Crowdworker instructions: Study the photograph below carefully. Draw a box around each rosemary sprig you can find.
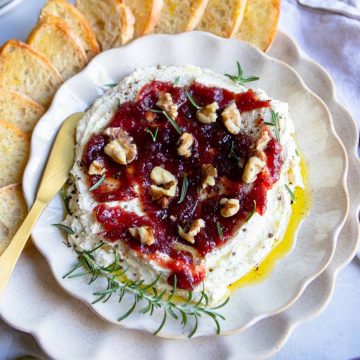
[52,223,74,234]
[178,175,189,204]
[186,92,201,110]
[174,76,180,86]
[151,108,182,135]
[89,174,106,191]
[245,200,257,223]
[64,244,228,337]
[264,110,280,141]
[228,140,240,161]
[225,62,259,86]
[216,222,223,238]
[145,127,159,142]
[284,184,296,203]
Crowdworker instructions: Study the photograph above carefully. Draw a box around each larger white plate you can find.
[0,31,358,358]
[19,32,348,338]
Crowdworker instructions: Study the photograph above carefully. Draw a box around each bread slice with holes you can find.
[41,0,100,59]
[0,183,28,256]
[125,0,163,37]
[0,119,30,188]
[76,0,135,50]
[0,40,63,107]
[235,0,280,51]
[28,14,88,80]
[196,0,247,38]
[0,88,45,133]
[154,0,208,33]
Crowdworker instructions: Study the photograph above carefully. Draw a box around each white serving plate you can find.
[0,31,358,358]
[19,32,349,338]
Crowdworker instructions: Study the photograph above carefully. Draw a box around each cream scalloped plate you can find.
[19,32,348,338]
[0,31,358,358]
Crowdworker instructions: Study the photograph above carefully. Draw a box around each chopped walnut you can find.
[104,128,137,165]
[156,92,178,119]
[100,177,121,192]
[178,219,205,244]
[129,226,155,246]
[256,130,270,152]
[177,132,194,158]
[242,156,266,183]
[220,198,240,217]
[221,103,241,135]
[88,160,105,175]
[150,166,178,208]
[196,102,219,124]
[201,164,218,189]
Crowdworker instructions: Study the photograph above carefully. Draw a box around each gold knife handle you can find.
[0,199,46,298]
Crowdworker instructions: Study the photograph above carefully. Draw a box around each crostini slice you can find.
[196,0,247,38]
[27,14,88,80]
[235,0,280,51]
[154,0,208,33]
[0,183,28,256]
[0,88,45,133]
[41,0,100,59]
[76,0,135,50]
[0,40,63,107]
[0,119,30,188]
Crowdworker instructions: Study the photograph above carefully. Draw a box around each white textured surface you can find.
[0,1,359,359]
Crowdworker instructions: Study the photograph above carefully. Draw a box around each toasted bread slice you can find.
[125,0,163,37]
[0,119,30,188]
[76,0,135,50]
[41,0,100,59]
[0,88,44,133]
[235,0,280,51]
[154,0,208,33]
[0,40,63,107]
[196,0,247,38]
[0,183,28,256]
[28,14,88,80]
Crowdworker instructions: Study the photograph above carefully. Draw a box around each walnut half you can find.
[88,159,106,175]
[220,198,240,217]
[242,156,266,183]
[196,102,219,124]
[177,132,194,158]
[150,166,178,208]
[129,226,155,246]
[201,164,218,190]
[156,92,178,119]
[221,102,241,135]
[178,219,205,244]
[104,127,137,165]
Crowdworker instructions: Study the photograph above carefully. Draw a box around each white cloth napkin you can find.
[279,0,360,132]
[298,0,360,19]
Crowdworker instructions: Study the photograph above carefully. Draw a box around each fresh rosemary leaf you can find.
[174,76,180,86]
[225,61,259,86]
[188,314,199,338]
[151,109,182,134]
[52,223,74,234]
[105,83,118,88]
[177,175,188,204]
[186,92,201,110]
[285,184,296,203]
[245,200,256,223]
[217,222,223,238]
[228,140,240,161]
[61,185,72,214]
[264,111,280,142]
[89,174,106,191]
[295,148,299,156]
[145,127,159,142]
[118,298,137,321]
[154,309,167,335]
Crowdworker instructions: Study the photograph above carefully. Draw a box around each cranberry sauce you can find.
[83,81,281,290]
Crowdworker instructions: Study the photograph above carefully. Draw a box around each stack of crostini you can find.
[0,0,280,255]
